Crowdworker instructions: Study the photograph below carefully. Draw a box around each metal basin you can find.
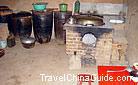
[74,15,105,26]
[21,37,36,49]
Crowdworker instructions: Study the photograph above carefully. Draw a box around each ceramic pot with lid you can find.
[7,11,32,37]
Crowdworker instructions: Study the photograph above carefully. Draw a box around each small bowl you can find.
[32,2,48,11]
[21,37,36,49]
[0,49,5,58]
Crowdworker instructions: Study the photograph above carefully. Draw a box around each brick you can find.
[65,27,114,64]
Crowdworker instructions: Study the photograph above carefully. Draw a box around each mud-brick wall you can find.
[126,0,138,64]
[0,0,125,11]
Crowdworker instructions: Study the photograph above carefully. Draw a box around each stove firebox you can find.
[65,25,113,65]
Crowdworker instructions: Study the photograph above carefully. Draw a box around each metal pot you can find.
[74,15,105,26]
[21,37,36,49]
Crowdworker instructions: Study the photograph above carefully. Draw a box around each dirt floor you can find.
[1,0,138,85]
[0,40,97,85]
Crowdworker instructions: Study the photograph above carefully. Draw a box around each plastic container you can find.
[32,2,48,11]
[59,3,68,12]
[74,0,80,13]
[0,40,7,48]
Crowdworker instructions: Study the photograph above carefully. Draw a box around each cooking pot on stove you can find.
[74,15,105,26]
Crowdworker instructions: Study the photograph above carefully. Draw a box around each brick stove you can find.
[64,24,113,65]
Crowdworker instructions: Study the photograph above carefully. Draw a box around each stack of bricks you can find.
[65,25,113,65]
[66,29,85,55]
[95,33,113,65]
